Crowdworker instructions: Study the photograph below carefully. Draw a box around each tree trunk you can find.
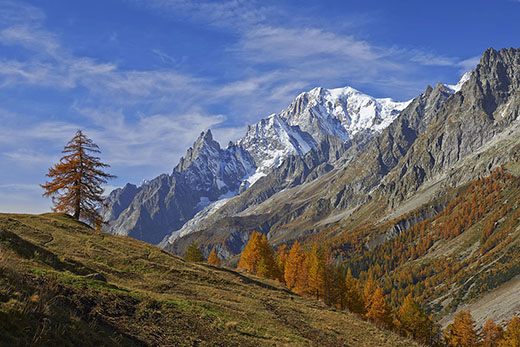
[74,179,81,220]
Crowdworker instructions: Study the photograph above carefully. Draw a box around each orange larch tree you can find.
[284,241,307,295]
[207,247,221,267]
[344,268,365,314]
[396,293,435,343]
[238,232,277,279]
[443,310,478,347]
[41,130,115,226]
[307,245,325,300]
[238,232,263,273]
[362,272,377,311]
[258,235,278,279]
[365,287,393,330]
[500,316,520,347]
[481,318,503,347]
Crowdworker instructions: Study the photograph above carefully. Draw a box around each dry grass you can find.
[0,212,416,346]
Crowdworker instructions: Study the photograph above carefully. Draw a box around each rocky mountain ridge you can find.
[165,48,520,261]
[102,85,409,244]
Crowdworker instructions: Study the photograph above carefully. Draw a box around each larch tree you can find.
[365,287,393,330]
[500,316,520,347]
[238,232,277,279]
[362,272,377,312]
[344,268,365,314]
[207,247,221,267]
[443,310,478,347]
[41,130,115,227]
[275,244,289,283]
[481,318,503,347]
[396,294,435,343]
[284,241,307,295]
[184,241,204,262]
[307,245,325,300]
[256,235,278,279]
[238,232,263,273]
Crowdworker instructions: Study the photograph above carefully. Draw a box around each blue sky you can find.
[0,0,519,213]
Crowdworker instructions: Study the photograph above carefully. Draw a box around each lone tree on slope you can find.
[184,242,205,262]
[41,130,115,227]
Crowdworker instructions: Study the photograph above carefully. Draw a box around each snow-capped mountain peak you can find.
[445,70,473,93]
[103,83,410,245]
[280,86,411,144]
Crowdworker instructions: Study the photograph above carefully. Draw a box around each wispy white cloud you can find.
[0,25,59,54]
[409,51,457,67]
[0,0,236,181]
[0,108,227,168]
[0,0,45,26]
[457,55,481,73]
[0,0,483,216]
[239,26,379,63]
[3,149,60,167]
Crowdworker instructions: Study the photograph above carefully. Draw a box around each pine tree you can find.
[256,257,270,278]
[207,247,221,267]
[184,241,204,262]
[41,130,115,226]
[345,268,365,314]
[500,316,520,347]
[443,310,478,347]
[481,318,503,347]
[396,294,434,343]
[284,241,307,295]
[365,287,393,330]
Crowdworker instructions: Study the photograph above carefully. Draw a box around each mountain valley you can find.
[101,47,520,332]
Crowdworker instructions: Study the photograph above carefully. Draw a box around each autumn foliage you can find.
[284,241,307,294]
[207,248,221,267]
[365,287,393,330]
[41,130,115,226]
[481,318,503,347]
[395,294,435,344]
[444,310,478,346]
[235,168,520,346]
[501,316,520,347]
[238,232,278,279]
[236,232,429,339]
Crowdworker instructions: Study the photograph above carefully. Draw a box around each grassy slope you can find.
[0,213,415,346]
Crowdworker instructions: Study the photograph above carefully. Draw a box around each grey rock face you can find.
[380,47,520,207]
[101,130,256,244]
[163,135,351,248]
[104,84,408,246]
[167,47,520,260]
